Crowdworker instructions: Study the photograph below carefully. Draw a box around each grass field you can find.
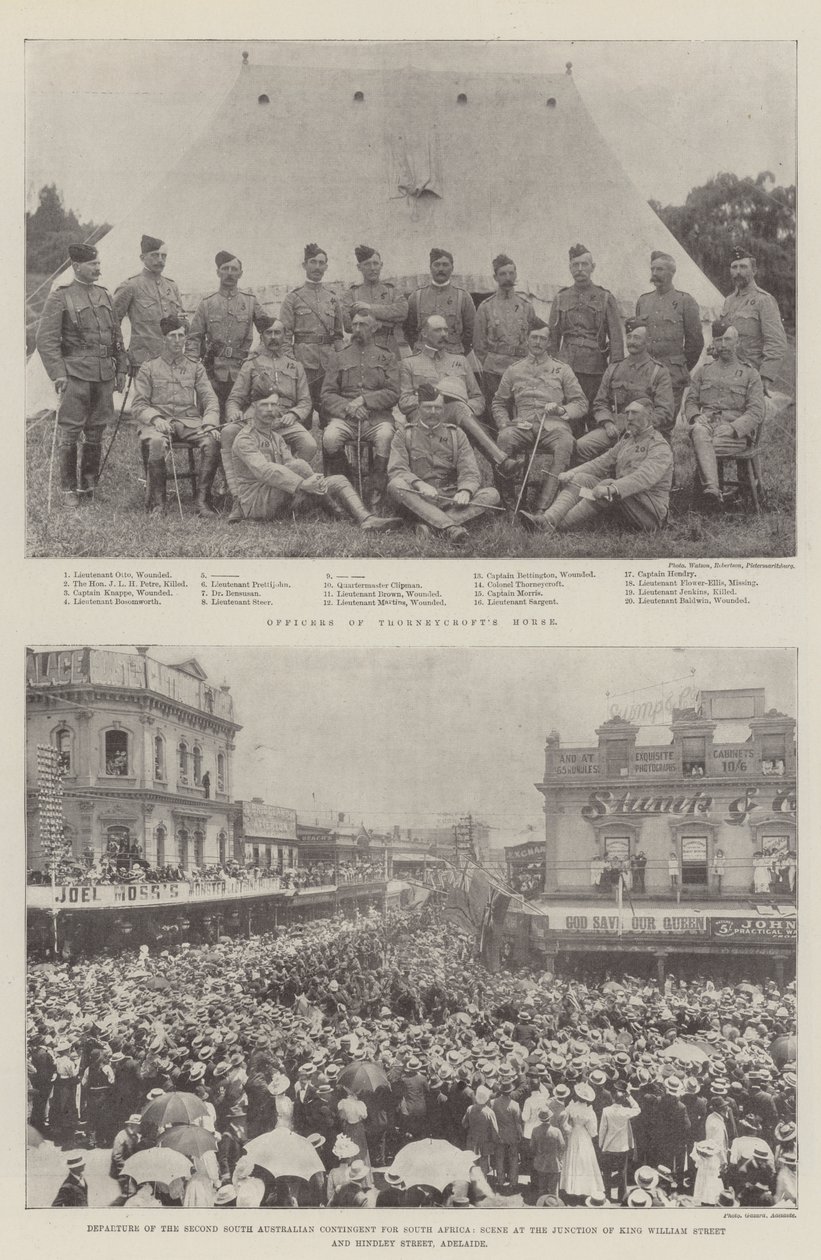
[26,395,795,561]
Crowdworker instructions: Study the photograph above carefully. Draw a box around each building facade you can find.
[497,688,796,983]
[26,648,240,873]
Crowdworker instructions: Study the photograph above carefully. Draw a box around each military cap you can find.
[416,381,441,404]
[160,315,184,335]
[256,313,275,333]
[68,243,98,263]
[624,317,648,333]
[731,246,754,262]
[141,235,164,255]
[530,317,548,331]
[304,242,326,261]
[430,247,453,264]
[650,250,674,263]
[215,250,240,268]
[568,243,591,260]
[355,244,377,262]
[492,253,514,273]
[711,319,731,338]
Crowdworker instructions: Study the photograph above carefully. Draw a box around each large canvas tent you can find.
[26,54,723,416]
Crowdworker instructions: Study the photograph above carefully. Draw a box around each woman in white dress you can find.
[559,1083,604,1201]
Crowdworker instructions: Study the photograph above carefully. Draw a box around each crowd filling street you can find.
[34,237,789,546]
[28,906,796,1209]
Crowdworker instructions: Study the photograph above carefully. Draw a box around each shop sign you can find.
[711,917,796,941]
[557,912,707,935]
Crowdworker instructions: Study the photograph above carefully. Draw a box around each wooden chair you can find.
[140,441,198,499]
[716,415,767,513]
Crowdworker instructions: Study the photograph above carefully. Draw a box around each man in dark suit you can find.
[52,1153,88,1206]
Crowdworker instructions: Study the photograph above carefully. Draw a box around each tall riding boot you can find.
[145,460,167,514]
[458,413,519,477]
[77,440,102,503]
[195,444,221,517]
[328,480,402,532]
[529,469,560,514]
[57,443,79,499]
[323,447,351,479]
[370,455,390,514]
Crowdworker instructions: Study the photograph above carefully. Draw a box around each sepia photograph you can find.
[25,645,797,1209]
[24,40,796,560]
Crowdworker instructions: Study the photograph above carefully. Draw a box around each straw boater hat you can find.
[214,1185,237,1205]
[574,1083,595,1104]
[348,1160,370,1183]
[774,1121,796,1144]
[635,1166,659,1190]
[585,1193,609,1207]
[664,1076,684,1097]
[626,1188,654,1207]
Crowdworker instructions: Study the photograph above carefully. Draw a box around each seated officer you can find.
[320,311,399,509]
[386,382,501,547]
[131,315,221,515]
[520,397,672,534]
[492,323,588,513]
[231,396,401,531]
[684,321,765,511]
[575,318,674,461]
[223,315,317,521]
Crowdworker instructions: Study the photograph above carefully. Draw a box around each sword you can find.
[401,487,507,512]
[46,389,63,516]
[98,368,135,482]
[512,405,550,516]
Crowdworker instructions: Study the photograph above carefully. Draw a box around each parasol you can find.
[338,1060,390,1094]
[141,1091,209,1138]
[157,1123,218,1158]
[121,1147,192,1187]
[244,1129,325,1182]
[386,1139,478,1193]
[658,1041,709,1065]
[769,1034,796,1068]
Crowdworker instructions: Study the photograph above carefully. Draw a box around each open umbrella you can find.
[338,1060,390,1095]
[658,1041,709,1065]
[141,1091,209,1138]
[122,1147,193,1187]
[769,1034,796,1068]
[158,1123,218,1158]
[386,1139,477,1193]
[244,1130,325,1182]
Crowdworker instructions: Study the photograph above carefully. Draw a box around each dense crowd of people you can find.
[30,906,796,1209]
[28,856,386,890]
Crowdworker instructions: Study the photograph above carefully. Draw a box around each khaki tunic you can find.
[684,358,765,440]
[279,283,346,380]
[635,287,704,397]
[720,282,787,383]
[548,284,624,376]
[398,349,484,418]
[132,351,220,441]
[36,279,127,382]
[341,281,409,352]
[225,352,312,426]
[188,289,268,383]
[113,269,183,367]
[404,283,476,355]
[474,290,537,376]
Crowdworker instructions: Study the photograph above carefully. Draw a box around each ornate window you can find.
[178,741,189,784]
[193,745,203,786]
[154,734,165,781]
[217,752,226,794]
[104,730,129,776]
[55,726,73,774]
[155,824,166,867]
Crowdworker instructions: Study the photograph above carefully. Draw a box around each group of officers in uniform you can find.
[35,233,788,546]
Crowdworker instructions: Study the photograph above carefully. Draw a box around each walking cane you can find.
[512,405,550,517]
[168,439,185,522]
[98,368,135,482]
[46,389,63,516]
[355,421,364,501]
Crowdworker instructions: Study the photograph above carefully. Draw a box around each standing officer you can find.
[493,323,588,514]
[113,234,183,372]
[548,243,624,423]
[404,248,476,355]
[320,312,400,511]
[386,382,501,547]
[222,315,316,521]
[132,315,221,516]
[576,318,674,460]
[684,321,765,510]
[188,250,269,421]
[474,254,538,414]
[341,245,409,355]
[636,251,704,418]
[280,243,346,420]
[36,242,127,503]
[721,246,787,395]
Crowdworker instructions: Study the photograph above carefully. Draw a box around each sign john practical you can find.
[711,917,796,941]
